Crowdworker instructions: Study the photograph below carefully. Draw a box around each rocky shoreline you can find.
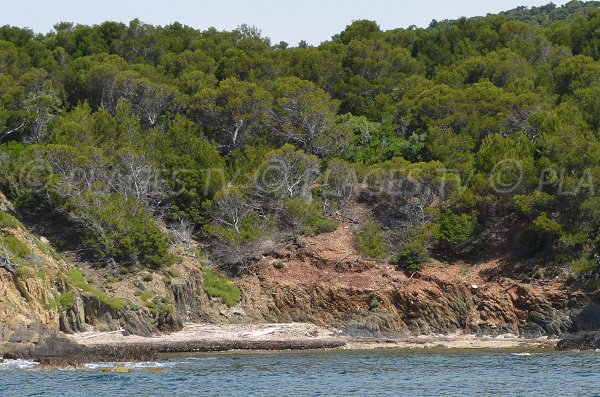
[556,332,600,351]
[4,323,586,367]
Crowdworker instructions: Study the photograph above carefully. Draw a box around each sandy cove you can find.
[66,322,558,361]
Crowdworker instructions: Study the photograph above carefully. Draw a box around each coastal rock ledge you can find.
[557,332,600,351]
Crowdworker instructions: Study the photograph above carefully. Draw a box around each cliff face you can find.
[0,191,597,358]
[236,228,587,339]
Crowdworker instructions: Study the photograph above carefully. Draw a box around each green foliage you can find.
[514,191,555,215]
[67,268,126,311]
[1,7,600,284]
[282,199,338,236]
[57,290,76,310]
[0,211,21,229]
[145,296,174,316]
[368,291,380,310]
[516,213,563,256]
[435,212,478,247]
[356,218,387,259]
[0,234,31,258]
[571,257,598,276]
[68,192,176,269]
[138,290,154,301]
[201,267,241,306]
[14,265,36,278]
[586,278,600,292]
[141,273,153,282]
[394,241,430,272]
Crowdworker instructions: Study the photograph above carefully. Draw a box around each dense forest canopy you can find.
[0,1,599,288]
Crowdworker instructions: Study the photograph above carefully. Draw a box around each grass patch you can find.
[0,234,31,258]
[57,290,76,310]
[67,268,126,311]
[138,290,154,301]
[35,237,65,261]
[202,267,241,306]
[14,265,39,279]
[0,211,21,229]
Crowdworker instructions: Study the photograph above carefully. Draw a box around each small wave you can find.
[84,361,175,370]
[0,358,39,370]
[510,353,533,356]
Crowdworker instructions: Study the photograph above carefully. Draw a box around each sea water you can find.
[1,349,599,396]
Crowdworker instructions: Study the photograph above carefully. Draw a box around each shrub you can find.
[69,192,176,269]
[14,265,36,278]
[369,299,380,310]
[141,273,153,282]
[513,191,554,215]
[435,212,478,247]
[532,213,562,236]
[356,218,387,259]
[282,199,338,236]
[516,228,546,254]
[164,267,182,278]
[57,290,76,310]
[368,291,380,310]
[394,241,429,272]
[571,257,598,276]
[202,267,241,306]
[516,213,563,255]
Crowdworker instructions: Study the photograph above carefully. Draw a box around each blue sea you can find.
[1,349,599,396]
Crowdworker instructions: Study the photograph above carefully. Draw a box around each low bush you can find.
[57,290,76,310]
[202,267,241,306]
[356,218,387,259]
[138,290,154,301]
[394,241,429,272]
[282,199,338,236]
[69,192,176,269]
[435,212,478,248]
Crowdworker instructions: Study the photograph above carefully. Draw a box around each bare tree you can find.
[210,189,253,233]
[253,145,320,204]
[108,151,166,213]
[322,159,358,216]
[172,217,194,255]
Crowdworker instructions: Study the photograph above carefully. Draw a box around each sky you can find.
[1,0,569,45]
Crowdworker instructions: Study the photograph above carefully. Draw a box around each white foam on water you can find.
[84,361,176,370]
[182,356,217,361]
[0,358,39,369]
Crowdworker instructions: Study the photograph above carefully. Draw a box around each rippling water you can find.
[1,350,599,396]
